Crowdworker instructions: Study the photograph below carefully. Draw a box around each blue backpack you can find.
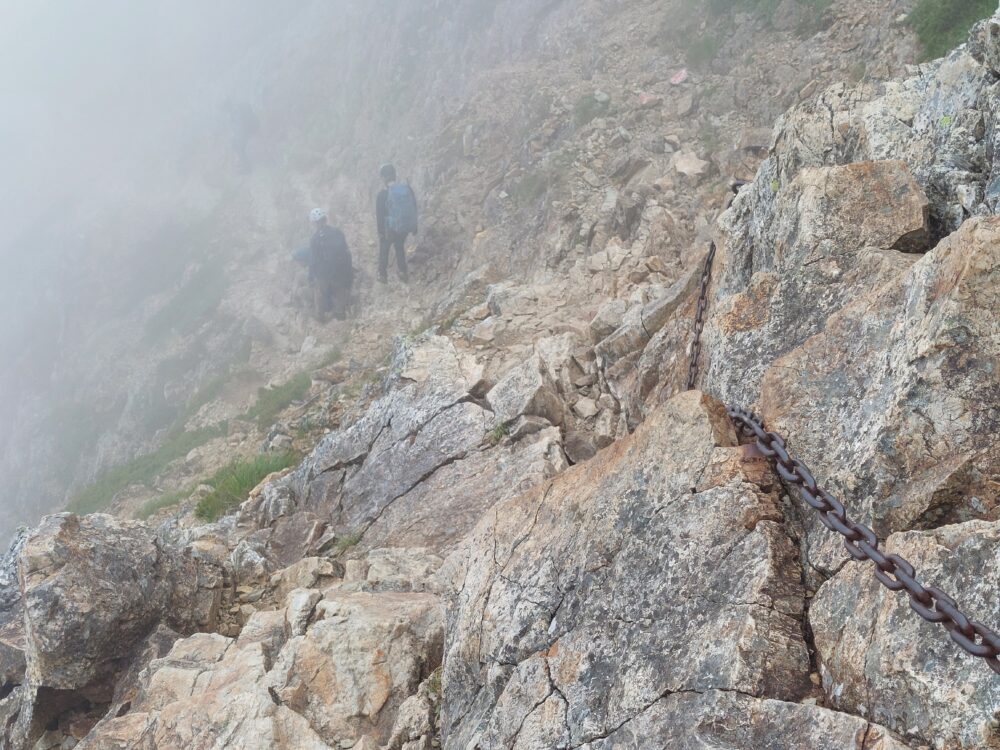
[386,183,418,235]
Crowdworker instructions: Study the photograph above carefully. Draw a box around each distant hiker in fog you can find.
[375,163,418,284]
[307,208,353,322]
[224,99,259,173]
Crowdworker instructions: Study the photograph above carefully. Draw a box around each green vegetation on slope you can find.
[69,423,228,515]
[194,452,298,521]
[69,368,313,515]
[909,0,995,60]
[243,372,313,429]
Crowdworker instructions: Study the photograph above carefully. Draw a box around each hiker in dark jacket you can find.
[375,163,418,284]
[308,208,353,321]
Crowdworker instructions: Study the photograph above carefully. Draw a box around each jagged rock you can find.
[486,354,565,426]
[671,150,710,178]
[0,514,224,749]
[79,586,442,750]
[572,397,598,419]
[359,427,567,552]
[752,217,1000,574]
[19,514,219,690]
[563,430,597,464]
[811,521,1000,750]
[81,624,181,741]
[384,677,439,750]
[231,537,273,583]
[268,556,342,602]
[77,632,334,750]
[969,13,1000,75]
[285,588,321,636]
[507,415,552,441]
[706,159,932,415]
[535,333,586,395]
[0,530,28,689]
[356,548,444,593]
[595,267,699,371]
[583,690,913,749]
[594,409,616,448]
[270,590,444,746]
[442,392,815,747]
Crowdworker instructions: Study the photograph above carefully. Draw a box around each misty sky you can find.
[0,0,300,253]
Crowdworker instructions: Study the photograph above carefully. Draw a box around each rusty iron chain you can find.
[684,181,1000,675]
[685,240,715,391]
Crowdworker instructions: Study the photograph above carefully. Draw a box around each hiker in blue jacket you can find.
[375,163,418,284]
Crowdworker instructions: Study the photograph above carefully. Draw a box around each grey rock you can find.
[486,354,565,426]
[589,299,628,342]
[583,690,913,749]
[812,521,1000,750]
[443,392,811,747]
[19,514,218,691]
[285,588,321,636]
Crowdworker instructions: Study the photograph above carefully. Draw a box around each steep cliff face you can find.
[6,2,1000,750]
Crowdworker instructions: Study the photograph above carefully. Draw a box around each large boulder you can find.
[439,391,909,747]
[77,631,333,750]
[269,589,443,745]
[486,353,565,426]
[19,513,220,690]
[755,217,1000,573]
[0,513,224,749]
[704,159,931,413]
[239,334,568,568]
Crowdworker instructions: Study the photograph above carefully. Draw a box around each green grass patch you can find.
[194,452,298,522]
[909,0,995,61]
[145,261,227,342]
[334,529,364,555]
[573,94,610,127]
[69,423,227,515]
[243,372,313,430]
[136,488,191,521]
[487,421,511,447]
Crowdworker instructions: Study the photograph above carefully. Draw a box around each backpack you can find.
[312,227,352,286]
[386,183,418,235]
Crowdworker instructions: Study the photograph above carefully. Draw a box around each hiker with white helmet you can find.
[375,163,418,284]
[306,208,353,322]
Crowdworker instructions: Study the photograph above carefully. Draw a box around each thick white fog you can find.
[0,0,309,537]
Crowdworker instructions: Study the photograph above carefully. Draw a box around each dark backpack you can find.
[311,227,352,286]
[386,183,418,235]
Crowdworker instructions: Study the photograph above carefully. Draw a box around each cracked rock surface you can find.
[5,4,1000,750]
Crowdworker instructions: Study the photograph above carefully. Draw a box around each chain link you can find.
[683,188,1000,674]
[685,241,716,391]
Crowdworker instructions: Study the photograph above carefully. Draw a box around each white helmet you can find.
[309,208,327,223]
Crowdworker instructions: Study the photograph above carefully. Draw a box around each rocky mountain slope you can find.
[0,0,918,539]
[3,1,1000,749]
